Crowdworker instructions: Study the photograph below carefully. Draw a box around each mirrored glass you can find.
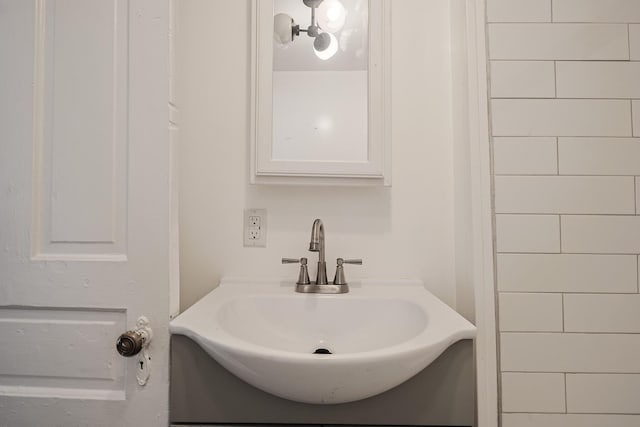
[272,0,369,162]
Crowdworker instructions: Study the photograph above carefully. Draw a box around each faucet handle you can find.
[333,258,362,286]
[281,257,311,285]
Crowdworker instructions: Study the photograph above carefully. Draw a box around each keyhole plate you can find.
[136,348,151,386]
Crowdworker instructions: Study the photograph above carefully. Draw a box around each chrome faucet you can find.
[282,218,361,294]
[309,218,328,285]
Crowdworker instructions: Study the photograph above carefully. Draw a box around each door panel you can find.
[0,0,170,425]
[35,0,128,257]
[0,307,127,400]
[42,0,128,251]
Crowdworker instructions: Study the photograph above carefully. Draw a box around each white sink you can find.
[169,278,476,404]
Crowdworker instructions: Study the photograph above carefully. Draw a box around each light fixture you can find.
[273,0,345,60]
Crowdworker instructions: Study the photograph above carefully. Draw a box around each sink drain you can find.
[312,348,332,354]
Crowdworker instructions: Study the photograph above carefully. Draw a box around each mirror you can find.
[272,0,368,163]
[250,0,390,185]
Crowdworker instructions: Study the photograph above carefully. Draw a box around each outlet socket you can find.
[244,208,267,247]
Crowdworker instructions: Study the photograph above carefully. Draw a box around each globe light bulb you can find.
[273,13,296,47]
[317,0,346,33]
[313,32,331,51]
[314,32,339,60]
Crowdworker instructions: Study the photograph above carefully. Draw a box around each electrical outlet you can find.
[249,216,260,227]
[244,208,267,247]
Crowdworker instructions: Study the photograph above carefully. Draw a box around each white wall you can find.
[176,0,462,312]
[487,0,640,425]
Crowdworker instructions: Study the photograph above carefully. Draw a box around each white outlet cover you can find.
[244,208,267,247]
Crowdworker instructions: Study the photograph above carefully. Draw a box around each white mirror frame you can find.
[250,0,391,186]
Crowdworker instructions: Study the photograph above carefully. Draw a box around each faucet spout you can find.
[309,219,328,285]
[309,219,325,262]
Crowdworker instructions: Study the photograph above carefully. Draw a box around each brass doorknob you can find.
[115,317,154,386]
[116,330,145,357]
[116,316,152,358]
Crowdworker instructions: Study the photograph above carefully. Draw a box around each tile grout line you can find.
[504,411,640,416]
[629,23,632,61]
[495,213,639,218]
[556,136,560,176]
[635,176,638,215]
[632,100,635,136]
[494,212,639,215]
[495,174,640,177]
[564,372,568,414]
[490,59,640,62]
[558,214,563,253]
[561,292,565,332]
[503,370,640,375]
[498,250,640,255]
[499,295,639,300]
[493,134,637,138]
[500,291,640,295]
[553,60,558,99]
[492,97,637,100]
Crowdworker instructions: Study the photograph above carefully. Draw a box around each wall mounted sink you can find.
[169,278,476,404]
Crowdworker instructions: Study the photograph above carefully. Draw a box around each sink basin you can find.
[169,278,476,404]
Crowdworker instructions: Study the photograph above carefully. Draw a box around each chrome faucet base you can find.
[315,261,328,286]
[286,219,358,294]
[295,283,349,294]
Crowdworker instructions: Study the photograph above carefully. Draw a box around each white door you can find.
[0,0,171,426]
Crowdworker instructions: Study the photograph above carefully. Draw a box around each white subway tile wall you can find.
[491,99,632,137]
[566,374,640,414]
[494,176,635,214]
[490,62,556,98]
[561,215,640,253]
[488,24,629,60]
[486,0,551,23]
[564,294,640,333]
[497,254,637,293]
[500,333,640,372]
[493,137,558,175]
[498,293,563,331]
[553,0,640,23]
[497,254,638,293]
[487,0,640,423]
[501,373,566,413]
[556,62,640,99]
[495,215,560,253]
[502,413,640,427]
[558,138,640,175]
